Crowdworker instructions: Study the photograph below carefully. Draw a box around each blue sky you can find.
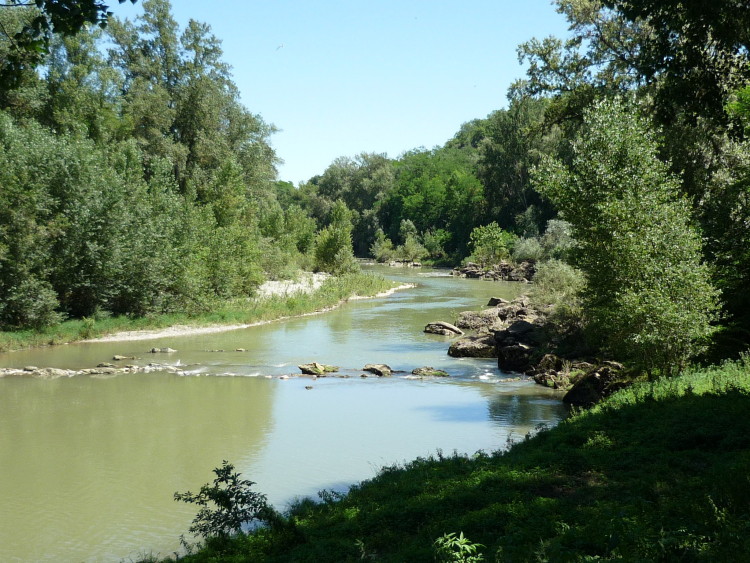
[115,1,570,184]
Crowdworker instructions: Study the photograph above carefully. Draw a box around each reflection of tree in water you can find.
[486,391,568,433]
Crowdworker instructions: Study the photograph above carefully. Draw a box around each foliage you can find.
[532,259,587,350]
[0,272,396,352]
[396,233,427,264]
[511,237,544,262]
[313,201,359,275]
[540,218,575,260]
[532,259,586,310]
[174,461,269,541]
[433,532,485,562]
[0,0,137,85]
[421,228,450,261]
[533,98,720,376]
[369,229,395,262]
[468,222,515,267]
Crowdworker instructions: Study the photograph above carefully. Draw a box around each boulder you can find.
[298,362,339,376]
[497,343,534,373]
[563,365,628,407]
[455,308,501,330]
[411,366,450,377]
[494,320,544,347]
[487,297,510,307]
[362,363,393,377]
[448,333,497,358]
[150,347,177,353]
[424,321,464,336]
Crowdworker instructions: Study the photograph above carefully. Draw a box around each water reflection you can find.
[0,373,275,562]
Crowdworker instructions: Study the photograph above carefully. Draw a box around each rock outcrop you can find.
[562,362,628,407]
[448,333,497,358]
[452,261,537,282]
[455,308,503,331]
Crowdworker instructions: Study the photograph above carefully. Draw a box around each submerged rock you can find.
[411,366,450,377]
[150,347,177,353]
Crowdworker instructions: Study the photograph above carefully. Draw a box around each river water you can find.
[0,266,566,562]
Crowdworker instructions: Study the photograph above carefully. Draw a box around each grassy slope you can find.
[178,358,750,562]
[0,273,396,353]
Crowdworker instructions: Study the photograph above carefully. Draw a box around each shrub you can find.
[512,237,544,262]
[370,229,395,262]
[174,461,270,541]
[468,222,516,266]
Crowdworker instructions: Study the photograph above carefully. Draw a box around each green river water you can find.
[0,266,566,562]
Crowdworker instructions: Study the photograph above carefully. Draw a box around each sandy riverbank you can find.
[83,277,415,343]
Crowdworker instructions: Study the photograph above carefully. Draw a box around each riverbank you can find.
[0,272,406,352]
[166,356,750,562]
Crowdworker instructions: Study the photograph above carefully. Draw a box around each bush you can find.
[174,461,270,541]
[0,277,63,330]
[512,237,544,262]
[370,229,395,262]
[468,222,516,266]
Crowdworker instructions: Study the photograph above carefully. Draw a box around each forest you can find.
[3,0,748,376]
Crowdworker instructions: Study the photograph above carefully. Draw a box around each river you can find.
[0,265,566,562]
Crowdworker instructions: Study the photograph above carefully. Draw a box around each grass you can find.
[169,356,750,562]
[0,272,397,353]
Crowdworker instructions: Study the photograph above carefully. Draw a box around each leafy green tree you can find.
[477,97,561,233]
[397,234,427,264]
[0,0,137,85]
[468,223,515,267]
[533,98,719,376]
[369,228,395,262]
[314,200,359,275]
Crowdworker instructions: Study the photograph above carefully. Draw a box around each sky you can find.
[113,1,571,185]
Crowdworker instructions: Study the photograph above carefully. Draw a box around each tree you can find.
[369,228,395,262]
[533,98,719,376]
[0,0,137,84]
[468,222,515,267]
[313,200,358,275]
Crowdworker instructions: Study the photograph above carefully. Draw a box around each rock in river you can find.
[362,364,393,377]
[411,366,450,377]
[298,362,339,376]
[424,321,464,336]
[448,333,497,358]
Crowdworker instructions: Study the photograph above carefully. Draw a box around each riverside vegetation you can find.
[147,356,750,562]
[2,0,750,561]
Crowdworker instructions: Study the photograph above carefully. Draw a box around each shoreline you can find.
[81,283,416,343]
